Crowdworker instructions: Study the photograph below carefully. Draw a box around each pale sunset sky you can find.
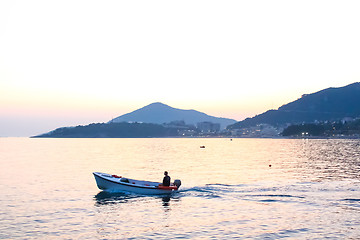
[1,0,360,136]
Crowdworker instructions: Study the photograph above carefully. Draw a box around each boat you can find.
[93,172,181,195]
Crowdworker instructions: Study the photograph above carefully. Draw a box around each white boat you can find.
[93,172,181,195]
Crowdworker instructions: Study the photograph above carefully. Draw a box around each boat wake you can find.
[176,182,318,203]
[94,181,360,209]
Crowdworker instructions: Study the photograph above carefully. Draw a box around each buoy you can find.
[269,164,272,167]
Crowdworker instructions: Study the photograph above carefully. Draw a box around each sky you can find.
[1,0,360,137]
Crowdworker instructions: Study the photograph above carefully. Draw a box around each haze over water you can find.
[0,138,359,239]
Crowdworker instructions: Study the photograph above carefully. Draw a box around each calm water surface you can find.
[0,138,359,239]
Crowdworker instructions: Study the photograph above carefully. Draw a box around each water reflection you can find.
[298,139,360,181]
[162,196,171,207]
[93,192,179,239]
[94,191,177,209]
[94,191,141,205]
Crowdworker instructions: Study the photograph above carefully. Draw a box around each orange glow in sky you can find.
[1,0,360,136]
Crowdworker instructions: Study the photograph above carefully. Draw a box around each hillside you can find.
[111,102,236,130]
[228,82,360,129]
[281,119,360,137]
[33,122,180,138]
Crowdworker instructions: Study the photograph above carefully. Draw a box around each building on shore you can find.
[197,121,220,133]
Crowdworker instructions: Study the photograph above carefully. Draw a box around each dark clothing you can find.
[163,175,171,187]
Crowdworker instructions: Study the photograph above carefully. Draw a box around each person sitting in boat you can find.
[162,171,171,187]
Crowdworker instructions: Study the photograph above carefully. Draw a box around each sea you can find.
[0,138,359,239]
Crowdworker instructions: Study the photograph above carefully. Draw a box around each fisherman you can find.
[162,171,171,187]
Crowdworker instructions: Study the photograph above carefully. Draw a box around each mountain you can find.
[110,102,237,130]
[228,82,360,129]
[32,102,237,138]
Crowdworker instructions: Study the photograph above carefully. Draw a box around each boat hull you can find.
[93,172,178,195]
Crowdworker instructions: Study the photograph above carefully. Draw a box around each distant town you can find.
[168,118,360,138]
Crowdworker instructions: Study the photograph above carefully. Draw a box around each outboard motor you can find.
[174,179,181,189]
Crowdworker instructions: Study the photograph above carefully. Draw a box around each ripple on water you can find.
[1,138,360,239]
